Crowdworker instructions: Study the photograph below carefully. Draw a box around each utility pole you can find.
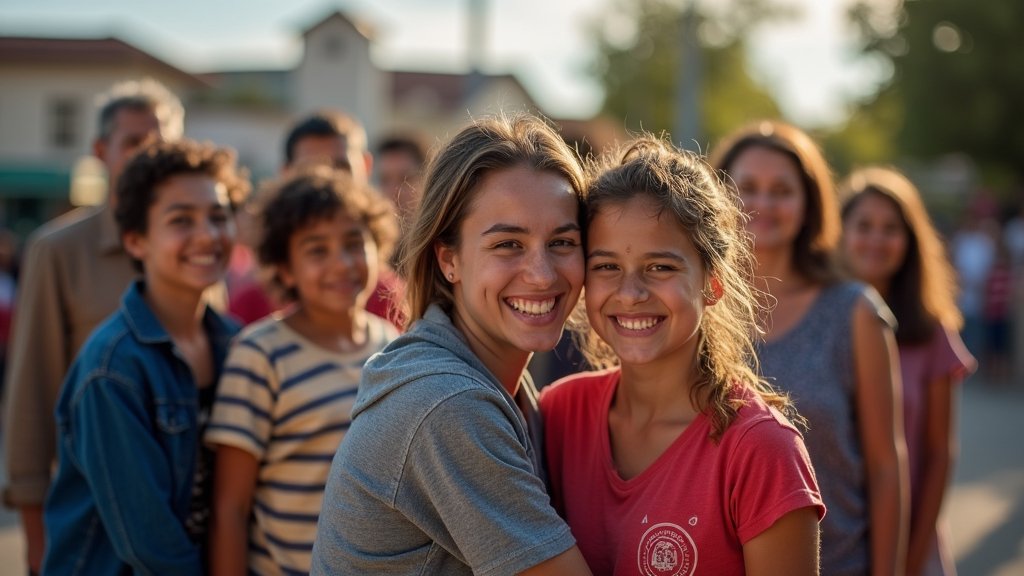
[674,1,702,152]
[466,0,487,107]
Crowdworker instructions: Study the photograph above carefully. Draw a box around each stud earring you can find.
[447,272,454,282]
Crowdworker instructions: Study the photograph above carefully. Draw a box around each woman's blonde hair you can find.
[578,135,795,439]
[394,114,585,329]
[840,166,963,342]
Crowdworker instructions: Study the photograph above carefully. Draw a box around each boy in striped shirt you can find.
[205,167,399,575]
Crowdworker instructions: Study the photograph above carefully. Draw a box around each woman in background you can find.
[840,166,975,576]
[711,120,908,575]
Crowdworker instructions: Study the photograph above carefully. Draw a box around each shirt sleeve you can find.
[929,327,977,384]
[66,374,202,573]
[2,235,68,505]
[205,338,278,459]
[729,416,826,544]
[397,387,575,576]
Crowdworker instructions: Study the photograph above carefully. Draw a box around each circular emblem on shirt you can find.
[637,522,697,576]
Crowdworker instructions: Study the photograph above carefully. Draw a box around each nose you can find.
[333,248,358,270]
[522,248,557,287]
[196,216,229,244]
[741,189,768,214]
[618,271,649,304]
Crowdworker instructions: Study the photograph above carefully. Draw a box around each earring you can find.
[447,272,454,282]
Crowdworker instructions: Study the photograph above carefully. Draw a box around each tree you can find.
[589,0,788,149]
[847,0,1024,185]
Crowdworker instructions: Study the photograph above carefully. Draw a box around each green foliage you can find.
[589,0,784,148]
[845,0,1024,183]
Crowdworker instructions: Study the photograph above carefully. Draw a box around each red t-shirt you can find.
[540,369,825,576]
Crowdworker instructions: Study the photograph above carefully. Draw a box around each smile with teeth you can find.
[615,316,660,331]
[507,297,556,316]
[186,254,219,266]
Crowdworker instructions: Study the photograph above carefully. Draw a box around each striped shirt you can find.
[206,314,397,575]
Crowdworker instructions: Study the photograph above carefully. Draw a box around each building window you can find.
[50,98,79,149]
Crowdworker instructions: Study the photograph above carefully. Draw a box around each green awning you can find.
[0,164,71,199]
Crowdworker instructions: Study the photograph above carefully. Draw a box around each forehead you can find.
[294,210,365,236]
[590,197,692,245]
[848,192,903,221]
[293,135,350,158]
[731,145,802,180]
[379,150,419,169]
[152,173,227,208]
[463,166,577,229]
[108,107,161,139]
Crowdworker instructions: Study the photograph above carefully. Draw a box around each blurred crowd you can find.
[0,76,1019,576]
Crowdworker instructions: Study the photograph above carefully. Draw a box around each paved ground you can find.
[0,379,1021,574]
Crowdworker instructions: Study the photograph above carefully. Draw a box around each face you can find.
[94,107,163,199]
[124,174,235,299]
[586,196,709,368]
[841,192,909,290]
[376,150,422,221]
[290,135,368,184]
[728,146,806,254]
[436,165,583,360]
[279,211,378,318]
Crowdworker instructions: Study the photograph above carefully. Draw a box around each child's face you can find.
[124,174,235,299]
[289,135,368,185]
[280,211,378,317]
[585,195,709,369]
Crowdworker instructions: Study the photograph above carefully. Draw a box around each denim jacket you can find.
[43,281,238,575]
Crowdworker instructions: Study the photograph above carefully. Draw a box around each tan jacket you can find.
[2,204,224,506]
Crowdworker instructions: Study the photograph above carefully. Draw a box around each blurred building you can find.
[0,9,619,234]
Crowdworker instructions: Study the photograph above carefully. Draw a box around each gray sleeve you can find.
[397,387,575,576]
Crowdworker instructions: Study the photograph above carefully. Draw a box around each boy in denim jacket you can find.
[42,139,250,574]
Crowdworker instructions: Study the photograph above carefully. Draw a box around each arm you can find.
[402,389,590,575]
[851,297,909,576]
[519,547,591,576]
[69,376,202,573]
[2,236,68,572]
[210,445,260,576]
[743,507,820,576]
[905,374,958,576]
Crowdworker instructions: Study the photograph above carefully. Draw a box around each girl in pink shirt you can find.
[840,167,975,576]
[541,137,825,576]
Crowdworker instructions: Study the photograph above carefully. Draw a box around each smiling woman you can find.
[310,114,593,576]
[541,135,824,575]
[711,120,908,576]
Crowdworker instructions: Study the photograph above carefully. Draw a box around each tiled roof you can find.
[0,36,208,87]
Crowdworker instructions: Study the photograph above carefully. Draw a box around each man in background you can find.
[1,78,184,574]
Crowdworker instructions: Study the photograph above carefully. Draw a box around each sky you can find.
[0,0,892,128]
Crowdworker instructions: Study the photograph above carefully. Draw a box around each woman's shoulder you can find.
[728,385,803,437]
[822,280,897,330]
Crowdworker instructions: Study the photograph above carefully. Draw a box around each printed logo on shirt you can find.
[637,522,697,576]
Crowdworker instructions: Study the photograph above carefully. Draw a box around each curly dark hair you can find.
[115,139,250,240]
[255,165,398,301]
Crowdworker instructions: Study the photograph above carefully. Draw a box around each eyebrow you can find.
[296,227,365,243]
[587,248,687,263]
[481,222,580,236]
[163,202,221,213]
